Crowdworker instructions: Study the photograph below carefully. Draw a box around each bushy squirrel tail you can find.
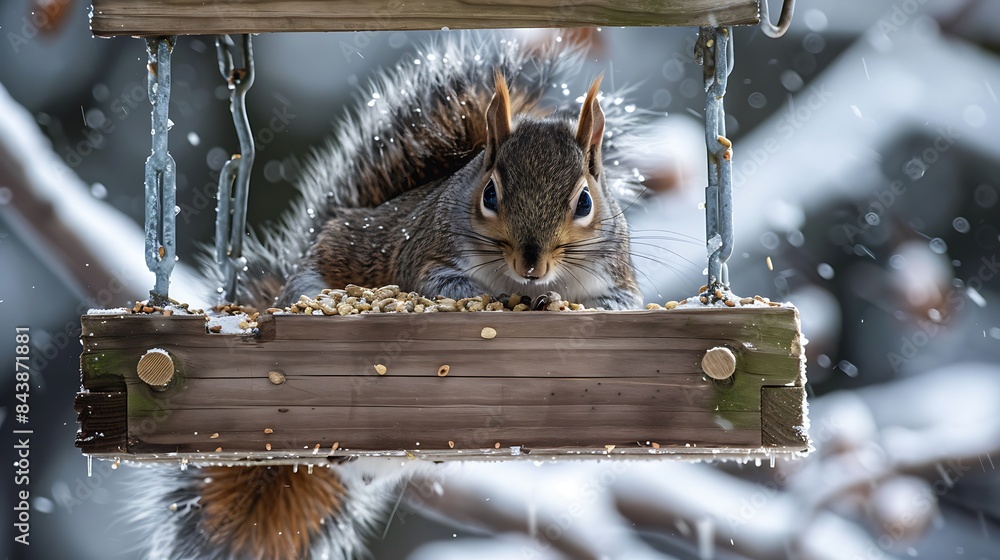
[132,462,403,559]
[204,32,641,310]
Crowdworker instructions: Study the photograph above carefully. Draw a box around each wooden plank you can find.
[88,343,792,378]
[81,313,207,338]
[128,402,724,426]
[125,376,714,409]
[74,391,127,453]
[90,0,760,36]
[262,309,795,346]
[136,426,762,453]
[75,307,808,461]
[84,446,787,464]
[84,308,793,342]
[94,349,778,386]
[761,386,807,447]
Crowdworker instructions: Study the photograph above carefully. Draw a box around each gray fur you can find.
[202,32,642,309]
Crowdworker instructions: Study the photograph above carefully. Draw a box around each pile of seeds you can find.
[271,285,591,316]
[213,302,259,316]
[130,299,204,316]
[107,285,787,325]
[644,286,786,310]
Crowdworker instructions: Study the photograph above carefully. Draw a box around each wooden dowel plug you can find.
[137,349,175,389]
[702,346,736,380]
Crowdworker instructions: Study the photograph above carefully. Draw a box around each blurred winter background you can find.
[1,0,999,558]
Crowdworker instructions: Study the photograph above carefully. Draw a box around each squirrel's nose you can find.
[516,244,548,280]
[517,263,547,281]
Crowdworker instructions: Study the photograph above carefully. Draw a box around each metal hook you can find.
[213,34,256,304]
[144,36,178,305]
[759,0,796,38]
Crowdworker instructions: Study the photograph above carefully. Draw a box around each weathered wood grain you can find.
[74,391,127,453]
[761,386,807,447]
[130,406,763,452]
[90,0,760,36]
[75,307,808,462]
[125,376,712,409]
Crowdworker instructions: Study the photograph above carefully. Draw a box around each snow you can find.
[205,313,255,334]
[86,307,128,315]
[632,23,1000,301]
[0,81,207,307]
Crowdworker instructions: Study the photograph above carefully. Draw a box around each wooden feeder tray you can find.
[75,306,808,464]
[88,0,761,36]
[77,0,803,465]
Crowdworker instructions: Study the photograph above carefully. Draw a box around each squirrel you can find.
[139,33,645,560]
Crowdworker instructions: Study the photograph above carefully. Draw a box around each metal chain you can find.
[144,36,178,305]
[214,34,256,304]
[696,27,734,290]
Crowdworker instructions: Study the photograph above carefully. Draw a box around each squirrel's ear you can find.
[484,70,512,169]
[575,74,605,178]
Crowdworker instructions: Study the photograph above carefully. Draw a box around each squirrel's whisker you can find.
[595,187,648,225]
[461,257,506,276]
[618,242,702,270]
[555,260,589,295]
[628,228,703,242]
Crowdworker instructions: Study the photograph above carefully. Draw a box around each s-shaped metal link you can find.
[760,0,797,39]
[144,36,178,305]
[214,34,256,304]
[696,27,734,290]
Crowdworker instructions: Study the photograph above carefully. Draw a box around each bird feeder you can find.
[75,0,807,465]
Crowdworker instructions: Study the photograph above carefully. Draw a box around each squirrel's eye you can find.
[574,187,593,219]
[482,179,499,213]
